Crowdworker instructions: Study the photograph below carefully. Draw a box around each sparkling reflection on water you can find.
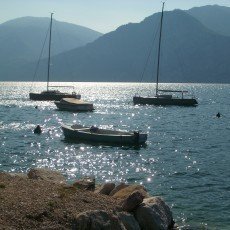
[0,82,230,229]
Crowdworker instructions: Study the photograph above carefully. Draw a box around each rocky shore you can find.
[0,168,175,229]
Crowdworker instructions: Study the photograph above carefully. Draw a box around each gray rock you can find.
[117,212,141,230]
[72,210,126,230]
[109,183,129,196]
[27,168,66,184]
[144,197,174,228]
[73,176,95,191]
[122,191,144,212]
[95,183,116,195]
[134,197,174,230]
[112,184,149,200]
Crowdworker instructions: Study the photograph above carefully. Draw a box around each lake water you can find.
[0,82,229,229]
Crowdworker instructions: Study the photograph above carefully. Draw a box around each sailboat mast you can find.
[156,2,165,96]
[47,13,53,91]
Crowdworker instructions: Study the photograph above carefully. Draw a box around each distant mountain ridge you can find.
[0,16,102,56]
[26,7,230,83]
[1,5,230,83]
[188,5,230,36]
[0,16,102,79]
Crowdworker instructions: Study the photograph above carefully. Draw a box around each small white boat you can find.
[61,124,147,145]
[54,98,94,111]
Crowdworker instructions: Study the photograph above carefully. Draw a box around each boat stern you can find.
[133,131,147,144]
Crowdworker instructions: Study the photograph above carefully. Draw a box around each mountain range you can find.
[0,16,102,79]
[188,5,230,36]
[1,5,230,83]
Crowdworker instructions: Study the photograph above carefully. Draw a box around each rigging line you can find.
[47,13,53,91]
[156,2,165,95]
[175,46,189,83]
[176,49,195,95]
[55,21,75,85]
[30,26,50,92]
[170,16,194,94]
[174,46,196,97]
[139,21,161,83]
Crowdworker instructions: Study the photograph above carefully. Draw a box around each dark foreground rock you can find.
[73,176,95,191]
[134,197,174,230]
[95,182,115,195]
[121,191,144,212]
[73,210,126,230]
[109,182,129,196]
[112,184,149,199]
[117,212,141,230]
[0,168,174,229]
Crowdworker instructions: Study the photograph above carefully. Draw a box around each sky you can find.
[1,0,230,33]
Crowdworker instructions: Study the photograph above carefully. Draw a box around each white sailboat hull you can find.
[54,98,94,111]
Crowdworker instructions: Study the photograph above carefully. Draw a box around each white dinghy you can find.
[54,98,94,112]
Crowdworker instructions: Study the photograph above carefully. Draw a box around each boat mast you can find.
[156,2,165,96]
[47,13,53,91]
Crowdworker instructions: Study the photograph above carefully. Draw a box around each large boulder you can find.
[109,183,129,196]
[72,210,126,230]
[117,212,141,230]
[73,176,95,191]
[95,183,116,195]
[134,197,174,230]
[121,191,144,212]
[112,184,149,200]
[27,168,66,184]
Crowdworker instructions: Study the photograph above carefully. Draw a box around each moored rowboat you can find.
[61,124,147,145]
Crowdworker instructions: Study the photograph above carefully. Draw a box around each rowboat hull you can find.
[61,124,147,145]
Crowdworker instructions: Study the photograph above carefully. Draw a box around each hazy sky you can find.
[1,0,230,33]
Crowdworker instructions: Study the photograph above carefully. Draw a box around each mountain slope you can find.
[0,16,102,59]
[0,16,102,79]
[188,5,230,36]
[2,6,230,83]
[29,9,230,83]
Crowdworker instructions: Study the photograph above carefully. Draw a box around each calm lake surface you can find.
[0,82,229,229]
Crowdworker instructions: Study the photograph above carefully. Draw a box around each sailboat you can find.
[133,3,198,106]
[29,13,81,101]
